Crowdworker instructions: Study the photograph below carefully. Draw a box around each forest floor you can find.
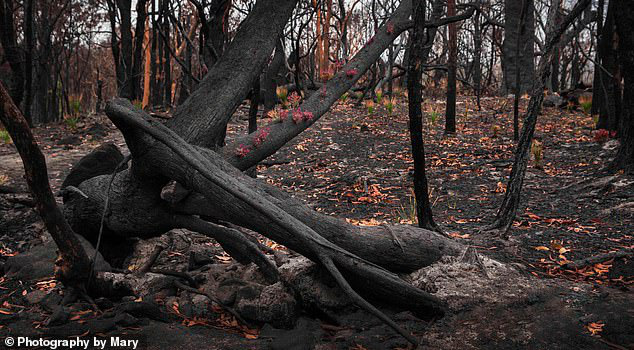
[0,94,633,349]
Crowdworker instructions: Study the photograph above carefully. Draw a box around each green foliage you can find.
[64,116,80,131]
[132,99,143,110]
[428,110,440,125]
[69,99,81,116]
[366,100,375,115]
[340,92,349,103]
[384,98,395,115]
[396,195,417,225]
[581,101,592,114]
[375,91,383,104]
[0,130,11,144]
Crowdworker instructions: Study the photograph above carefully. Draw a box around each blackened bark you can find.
[595,1,621,132]
[611,0,634,172]
[0,0,25,107]
[590,0,604,117]
[502,0,535,94]
[490,0,591,234]
[169,0,300,148]
[132,0,148,101]
[161,0,171,107]
[23,0,34,125]
[0,82,92,286]
[117,0,134,99]
[473,2,482,110]
[261,38,286,112]
[445,0,457,134]
[408,0,441,233]
[512,0,531,141]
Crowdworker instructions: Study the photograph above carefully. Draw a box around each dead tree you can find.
[60,0,478,344]
[611,0,634,173]
[487,0,592,234]
[445,0,457,134]
[408,0,441,233]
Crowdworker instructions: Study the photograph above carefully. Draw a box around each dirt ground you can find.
[0,95,632,349]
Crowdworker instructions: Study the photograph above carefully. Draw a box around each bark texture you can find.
[502,0,535,94]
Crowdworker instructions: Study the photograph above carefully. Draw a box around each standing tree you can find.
[487,0,592,234]
[445,0,457,134]
[502,0,535,95]
[408,0,441,232]
[611,0,634,172]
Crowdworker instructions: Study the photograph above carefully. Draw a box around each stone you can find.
[3,234,111,281]
[46,306,69,326]
[235,282,298,329]
[24,290,47,304]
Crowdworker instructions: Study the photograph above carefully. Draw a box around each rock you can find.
[179,293,211,319]
[61,142,124,189]
[188,246,216,270]
[93,272,175,299]
[85,123,109,138]
[279,257,351,310]
[24,290,47,304]
[39,292,63,312]
[3,234,110,281]
[543,94,565,108]
[57,135,82,146]
[235,282,298,329]
[46,306,69,326]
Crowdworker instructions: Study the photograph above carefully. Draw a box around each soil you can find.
[0,96,632,349]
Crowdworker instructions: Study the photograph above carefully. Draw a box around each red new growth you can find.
[292,108,304,123]
[303,111,314,121]
[593,129,617,143]
[254,127,271,147]
[346,69,358,78]
[236,144,251,157]
[279,110,288,122]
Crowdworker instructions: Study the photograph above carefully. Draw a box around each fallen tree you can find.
[58,0,479,345]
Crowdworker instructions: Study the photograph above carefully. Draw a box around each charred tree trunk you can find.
[261,38,286,112]
[502,0,535,94]
[512,0,531,142]
[132,0,148,101]
[0,0,25,108]
[23,0,34,125]
[445,0,457,134]
[488,0,591,234]
[590,0,605,117]
[408,0,441,233]
[595,0,621,132]
[0,82,92,287]
[611,0,634,172]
